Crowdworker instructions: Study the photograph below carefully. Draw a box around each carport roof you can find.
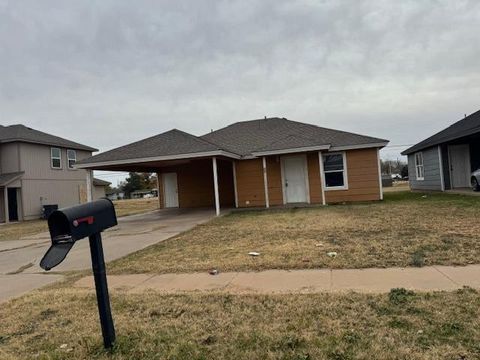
[402,110,480,155]
[77,117,388,168]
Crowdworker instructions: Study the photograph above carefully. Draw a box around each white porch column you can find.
[4,187,9,223]
[318,152,326,206]
[86,170,93,202]
[262,157,269,208]
[156,172,162,209]
[232,161,238,208]
[212,157,220,216]
[377,148,384,200]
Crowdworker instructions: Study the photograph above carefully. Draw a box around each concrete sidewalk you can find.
[75,265,480,294]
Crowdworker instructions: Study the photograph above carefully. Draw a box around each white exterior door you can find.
[163,173,179,208]
[449,145,471,188]
[282,155,308,203]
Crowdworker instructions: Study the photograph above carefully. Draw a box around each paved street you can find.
[0,208,217,302]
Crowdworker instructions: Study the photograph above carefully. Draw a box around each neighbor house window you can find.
[415,152,424,180]
[323,152,348,189]
[67,149,77,169]
[51,147,62,169]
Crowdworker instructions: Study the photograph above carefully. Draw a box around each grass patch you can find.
[0,287,479,359]
[109,192,480,274]
[112,198,158,217]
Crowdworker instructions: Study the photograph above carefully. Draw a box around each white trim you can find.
[318,151,326,205]
[329,142,389,151]
[67,149,77,170]
[212,157,220,216]
[252,145,330,157]
[75,150,241,169]
[86,170,93,202]
[156,172,161,208]
[377,148,383,200]
[232,161,238,208]
[438,146,445,191]
[51,147,62,169]
[262,157,270,208]
[280,154,310,204]
[4,186,8,223]
[414,152,424,181]
[322,152,349,191]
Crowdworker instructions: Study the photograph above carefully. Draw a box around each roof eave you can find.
[0,139,98,152]
[251,145,331,157]
[75,150,241,169]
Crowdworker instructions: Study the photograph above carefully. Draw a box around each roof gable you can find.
[402,110,480,155]
[0,124,97,152]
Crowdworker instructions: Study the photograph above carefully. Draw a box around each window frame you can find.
[415,152,424,181]
[50,147,62,169]
[322,151,349,191]
[67,149,77,170]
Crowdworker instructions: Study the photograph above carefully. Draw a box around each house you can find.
[0,124,98,223]
[106,190,125,201]
[402,111,480,191]
[92,178,111,200]
[77,117,389,215]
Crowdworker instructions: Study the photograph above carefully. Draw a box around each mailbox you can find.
[41,199,117,270]
[40,198,117,349]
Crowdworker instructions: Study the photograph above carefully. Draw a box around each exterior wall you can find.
[159,159,234,208]
[307,152,323,204]
[93,185,106,200]
[324,148,381,203]
[407,146,443,191]
[11,142,91,220]
[265,157,283,206]
[0,189,4,222]
[0,143,21,173]
[235,158,266,207]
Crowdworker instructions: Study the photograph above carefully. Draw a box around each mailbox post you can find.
[40,199,118,349]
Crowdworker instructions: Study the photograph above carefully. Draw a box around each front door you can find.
[449,145,471,188]
[7,188,19,221]
[282,155,308,203]
[163,173,179,208]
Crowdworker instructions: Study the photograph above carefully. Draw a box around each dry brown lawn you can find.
[1,287,479,360]
[0,220,47,241]
[0,198,158,242]
[110,192,480,274]
[112,198,159,217]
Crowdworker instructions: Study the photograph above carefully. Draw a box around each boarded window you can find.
[415,152,424,180]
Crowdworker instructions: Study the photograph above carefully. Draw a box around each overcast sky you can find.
[1,0,480,185]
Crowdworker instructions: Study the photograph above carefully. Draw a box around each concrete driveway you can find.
[0,208,217,302]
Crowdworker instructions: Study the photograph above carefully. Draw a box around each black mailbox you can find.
[40,198,118,349]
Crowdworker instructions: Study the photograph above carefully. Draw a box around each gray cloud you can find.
[1,0,480,170]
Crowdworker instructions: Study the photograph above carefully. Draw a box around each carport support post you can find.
[212,157,220,216]
[89,232,116,349]
[4,187,9,223]
[318,152,326,206]
[86,170,93,202]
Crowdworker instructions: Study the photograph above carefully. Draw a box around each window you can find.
[67,149,77,169]
[323,153,348,189]
[51,148,61,169]
[415,152,424,180]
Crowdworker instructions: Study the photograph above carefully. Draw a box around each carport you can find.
[76,130,239,216]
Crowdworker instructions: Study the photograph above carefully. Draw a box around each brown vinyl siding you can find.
[307,152,323,204]
[266,157,283,206]
[158,159,235,208]
[235,158,266,207]
[325,148,381,203]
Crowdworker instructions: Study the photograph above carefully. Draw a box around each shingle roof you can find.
[77,129,221,165]
[402,110,480,155]
[201,117,388,156]
[0,124,97,152]
[0,171,24,186]
[93,178,111,186]
[77,117,388,166]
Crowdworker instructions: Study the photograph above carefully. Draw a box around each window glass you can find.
[415,152,424,180]
[323,153,346,189]
[51,148,61,169]
[67,149,76,169]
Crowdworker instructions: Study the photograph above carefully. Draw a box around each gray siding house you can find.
[402,110,480,191]
[0,125,104,223]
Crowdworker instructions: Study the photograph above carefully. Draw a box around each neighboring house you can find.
[402,111,480,191]
[106,190,125,201]
[77,117,389,215]
[0,124,97,223]
[92,178,111,200]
